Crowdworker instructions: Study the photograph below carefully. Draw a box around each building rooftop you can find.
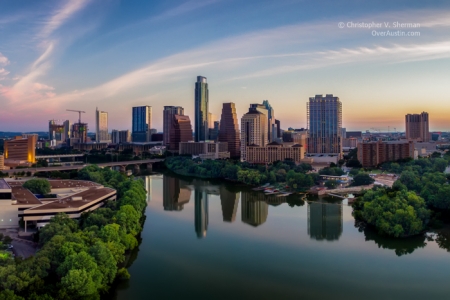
[0,179,11,190]
[11,186,42,205]
[26,187,116,211]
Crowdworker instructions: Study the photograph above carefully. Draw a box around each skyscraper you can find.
[307,94,342,156]
[240,105,268,161]
[95,107,109,142]
[405,112,429,142]
[194,76,209,142]
[218,102,241,158]
[132,106,152,142]
[163,106,184,146]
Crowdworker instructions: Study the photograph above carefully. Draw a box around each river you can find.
[110,173,450,300]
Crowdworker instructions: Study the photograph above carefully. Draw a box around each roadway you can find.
[2,159,164,175]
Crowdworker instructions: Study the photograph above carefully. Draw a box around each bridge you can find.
[36,154,85,159]
[3,159,164,175]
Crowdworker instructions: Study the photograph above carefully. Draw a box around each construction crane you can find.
[66,109,86,124]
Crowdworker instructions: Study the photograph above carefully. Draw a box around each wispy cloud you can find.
[152,0,221,21]
[38,0,91,39]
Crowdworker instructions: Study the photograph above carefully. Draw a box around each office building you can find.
[275,119,281,139]
[246,142,305,164]
[195,76,209,142]
[405,112,429,142]
[218,102,241,158]
[209,121,219,141]
[282,129,307,145]
[262,100,276,142]
[0,179,116,230]
[308,201,343,241]
[357,140,414,168]
[179,141,230,160]
[240,105,268,161]
[4,135,37,163]
[96,108,109,142]
[163,106,184,146]
[169,115,193,151]
[195,189,208,238]
[132,106,152,142]
[307,94,343,158]
[111,130,131,144]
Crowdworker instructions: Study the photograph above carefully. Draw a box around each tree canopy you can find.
[23,179,51,195]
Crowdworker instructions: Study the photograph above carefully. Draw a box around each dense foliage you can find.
[166,156,317,191]
[318,167,345,176]
[0,165,148,299]
[352,173,375,186]
[22,179,51,195]
[354,187,431,237]
[383,155,450,210]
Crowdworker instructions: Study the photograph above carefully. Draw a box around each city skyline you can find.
[1,1,450,132]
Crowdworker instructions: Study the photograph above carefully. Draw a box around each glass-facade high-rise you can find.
[194,76,209,142]
[307,94,342,155]
[132,106,152,142]
[96,107,109,142]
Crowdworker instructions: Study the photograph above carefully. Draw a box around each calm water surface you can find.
[111,173,450,300]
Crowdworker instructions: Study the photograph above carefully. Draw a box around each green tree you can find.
[23,179,51,195]
[352,173,375,186]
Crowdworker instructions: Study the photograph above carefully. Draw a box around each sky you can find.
[0,0,450,132]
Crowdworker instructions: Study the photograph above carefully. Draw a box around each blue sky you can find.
[1,0,450,132]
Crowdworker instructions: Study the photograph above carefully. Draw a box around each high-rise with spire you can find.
[194,76,209,142]
[218,102,241,158]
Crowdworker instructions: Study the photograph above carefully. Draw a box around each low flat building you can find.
[246,142,305,164]
[73,142,109,151]
[0,179,116,230]
[118,142,163,155]
[357,140,414,168]
[179,141,230,160]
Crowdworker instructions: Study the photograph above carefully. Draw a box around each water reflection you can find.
[195,190,209,238]
[163,176,191,211]
[356,221,427,256]
[241,192,268,227]
[220,186,239,222]
[144,176,152,202]
[307,201,343,241]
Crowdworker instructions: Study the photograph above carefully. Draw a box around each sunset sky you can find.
[1,0,450,132]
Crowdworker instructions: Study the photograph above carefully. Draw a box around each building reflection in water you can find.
[144,176,152,202]
[241,191,268,227]
[219,186,239,222]
[163,176,191,211]
[307,201,343,241]
[195,189,209,238]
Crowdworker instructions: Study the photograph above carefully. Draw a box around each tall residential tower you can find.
[95,107,109,142]
[194,76,209,142]
[240,104,268,161]
[405,112,429,142]
[307,94,342,158]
